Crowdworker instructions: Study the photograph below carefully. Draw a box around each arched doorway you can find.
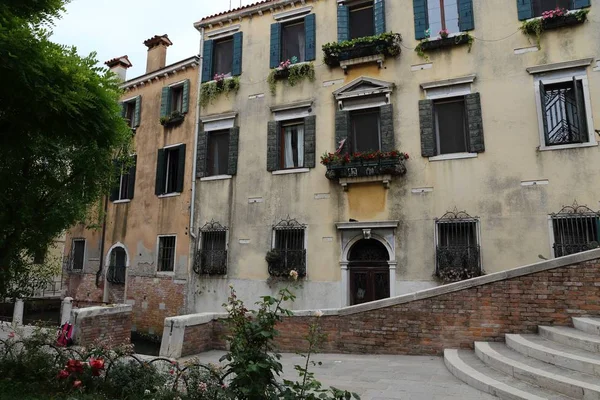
[348,239,390,305]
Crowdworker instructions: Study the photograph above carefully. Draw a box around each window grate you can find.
[158,236,176,272]
[194,221,228,275]
[541,79,587,146]
[551,202,600,257]
[269,217,307,277]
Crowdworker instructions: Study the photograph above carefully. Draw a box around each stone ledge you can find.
[72,304,132,319]
[164,312,227,328]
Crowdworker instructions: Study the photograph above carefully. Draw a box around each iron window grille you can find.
[66,239,86,272]
[435,209,482,282]
[540,77,588,146]
[194,221,228,275]
[551,202,600,258]
[107,247,126,284]
[158,236,176,272]
[268,217,307,277]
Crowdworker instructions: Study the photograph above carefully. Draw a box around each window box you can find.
[200,77,240,108]
[160,111,185,127]
[267,62,315,95]
[322,32,402,68]
[520,9,589,48]
[541,11,587,29]
[324,156,407,181]
[415,34,473,59]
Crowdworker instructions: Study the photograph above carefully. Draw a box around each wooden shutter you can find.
[465,93,485,153]
[380,104,395,152]
[202,40,214,82]
[458,0,475,31]
[182,79,190,114]
[539,80,549,145]
[119,102,126,118]
[176,144,186,193]
[374,0,386,35]
[304,116,316,168]
[337,4,350,42]
[227,127,240,175]
[160,87,171,118]
[573,77,585,143]
[419,99,437,157]
[109,160,120,201]
[232,32,243,76]
[134,96,141,127]
[516,0,533,20]
[335,110,350,154]
[270,23,282,69]
[413,0,429,40]
[267,121,280,171]
[304,14,316,62]
[572,0,591,9]
[196,126,207,179]
[127,155,137,200]
[155,149,166,196]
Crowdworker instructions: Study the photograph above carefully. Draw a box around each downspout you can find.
[95,195,109,289]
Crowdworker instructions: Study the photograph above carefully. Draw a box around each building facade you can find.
[63,35,200,334]
[191,0,600,313]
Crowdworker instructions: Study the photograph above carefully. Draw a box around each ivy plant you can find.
[200,76,240,108]
[267,62,315,95]
[414,33,474,61]
[520,9,589,49]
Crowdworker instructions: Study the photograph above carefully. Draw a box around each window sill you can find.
[428,153,478,162]
[156,271,175,276]
[157,192,181,198]
[112,199,131,204]
[272,168,310,175]
[200,175,233,181]
[538,142,598,151]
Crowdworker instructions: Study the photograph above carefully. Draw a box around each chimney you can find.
[104,56,133,81]
[143,34,173,74]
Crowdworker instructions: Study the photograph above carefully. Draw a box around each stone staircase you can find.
[445,317,600,400]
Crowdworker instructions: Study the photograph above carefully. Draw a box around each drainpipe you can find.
[95,195,109,289]
[190,27,204,241]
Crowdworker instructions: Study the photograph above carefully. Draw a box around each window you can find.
[170,85,184,114]
[207,130,230,176]
[551,203,600,257]
[540,79,588,146]
[280,121,305,169]
[34,249,46,264]
[155,145,185,196]
[268,218,307,277]
[281,20,306,63]
[201,32,243,83]
[428,0,460,35]
[124,102,136,128]
[349,3,375,39]
[435,210,481,282]
[350,109,381,153]
[195,221,228,275]
[157,236,176,272]
[160,80,190,118]
[107,247,126,284]
[120,96,141,128]
[71,239,85,271]
[434,97,468,155]
[533,0,571,16]
[111,156,136,202]
[110,247,126,267]
[212,38,234,77]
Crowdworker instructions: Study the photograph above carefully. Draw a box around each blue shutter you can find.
[374,0,386,35]
[458,0,475,31]
[232,32,243,76]
[160,86,171,118]
[182,79,190,114]
[516,0,533,20]
[305,14,316,61]
[270,23,281,69]
[413,0,429,40]
[201,40,214,82]
[337,5,350,42]
[572,0,591,8]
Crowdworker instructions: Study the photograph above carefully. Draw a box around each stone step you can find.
[573,317,600,336]
[475,341,600,399]
[444,349,573,400]
[539,326,600,354]
[506,334,600,376]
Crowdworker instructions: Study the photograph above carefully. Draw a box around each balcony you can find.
[323,151,408,190]
[193,249,228,275]
[106,265,126,284]
[266,249,306,278]
[323,33,402,73]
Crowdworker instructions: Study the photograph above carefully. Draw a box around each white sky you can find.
[51,0,254,79]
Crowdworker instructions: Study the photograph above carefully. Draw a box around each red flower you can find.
[169,369,175,375]
[73,380,82,388]
[57,369,69,379]
[66,359,84,374]
[89,357,105,371]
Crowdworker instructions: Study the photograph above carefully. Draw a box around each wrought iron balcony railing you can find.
[106,265,126,285]
[436,245,481,283]
[325,158,407,181]
[267,249,307,278]
[193,250,228,275]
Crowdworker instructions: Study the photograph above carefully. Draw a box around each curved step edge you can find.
[573,317,600,336]
[539,326,600,354]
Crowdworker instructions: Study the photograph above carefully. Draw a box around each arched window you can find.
[348,239,389,305]
[107,246,127,284]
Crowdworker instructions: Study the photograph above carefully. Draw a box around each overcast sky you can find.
[51,0,254,78]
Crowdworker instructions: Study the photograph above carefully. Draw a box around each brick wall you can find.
[65,273,103,303]
[169,253,600,358]
[72,305,132,347]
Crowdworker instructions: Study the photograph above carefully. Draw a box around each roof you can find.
[143,34,173,49]
[104,55,132,69]
[198,0,274,23]
[121,56,199,90]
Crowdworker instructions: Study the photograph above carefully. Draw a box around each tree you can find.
[0,0,132,298]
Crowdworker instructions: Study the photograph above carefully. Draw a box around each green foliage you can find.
[268,63,315,95]
[520,10,589,49]
[520,19,543,48]
[0,0,132,299]
[322,32,402,66]
[414,33,473,61]
[200,77,240,108]
[159,110,185,126]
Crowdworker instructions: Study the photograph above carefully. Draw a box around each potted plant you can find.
[159,110,184,127]
[439,29,449,39]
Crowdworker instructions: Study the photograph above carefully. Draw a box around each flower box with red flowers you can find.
[321,150,409,180]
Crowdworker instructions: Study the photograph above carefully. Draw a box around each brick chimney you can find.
[104,56,132,81]
[143,34,173,74]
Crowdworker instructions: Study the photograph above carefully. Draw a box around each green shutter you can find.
[232,32,243,76]
[465,93,485,153]
[110,159,120,202]
[228,127,240,175]
[304,116,316,168]
[127,155,137,200]
[572,77,585,143]
[119,102,126,118]
[458,0,474,31]
[202,40,214,82]
[182,79,190,114]
[196,125,207,178]
[134,96,141,127]
[374,0,386,35]
[160,86,171,118]
[419,100,436,157]
[155,149,166,196]
[413,0,429,40]
[176,144,186,193]
[517,0,533,20]
[305,14,316,61]
[572,0,591,9]
[267,120,280,171]
[337,5,350,42]
[335,110,350,153]
[380,104,395,152]
[539,80,549,146]
[270,23,282,69]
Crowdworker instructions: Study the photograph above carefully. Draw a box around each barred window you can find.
[194,221,228,275]
[551,203,600,257]
[107,247,126,284]
[268,217,306,277]
[72,239,85,271]
[435,210,481,282]
[540,78,588,146]
[158,236,176,272]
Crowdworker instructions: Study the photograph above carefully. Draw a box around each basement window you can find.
[157,236,176,272]
[550,203,600,257]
